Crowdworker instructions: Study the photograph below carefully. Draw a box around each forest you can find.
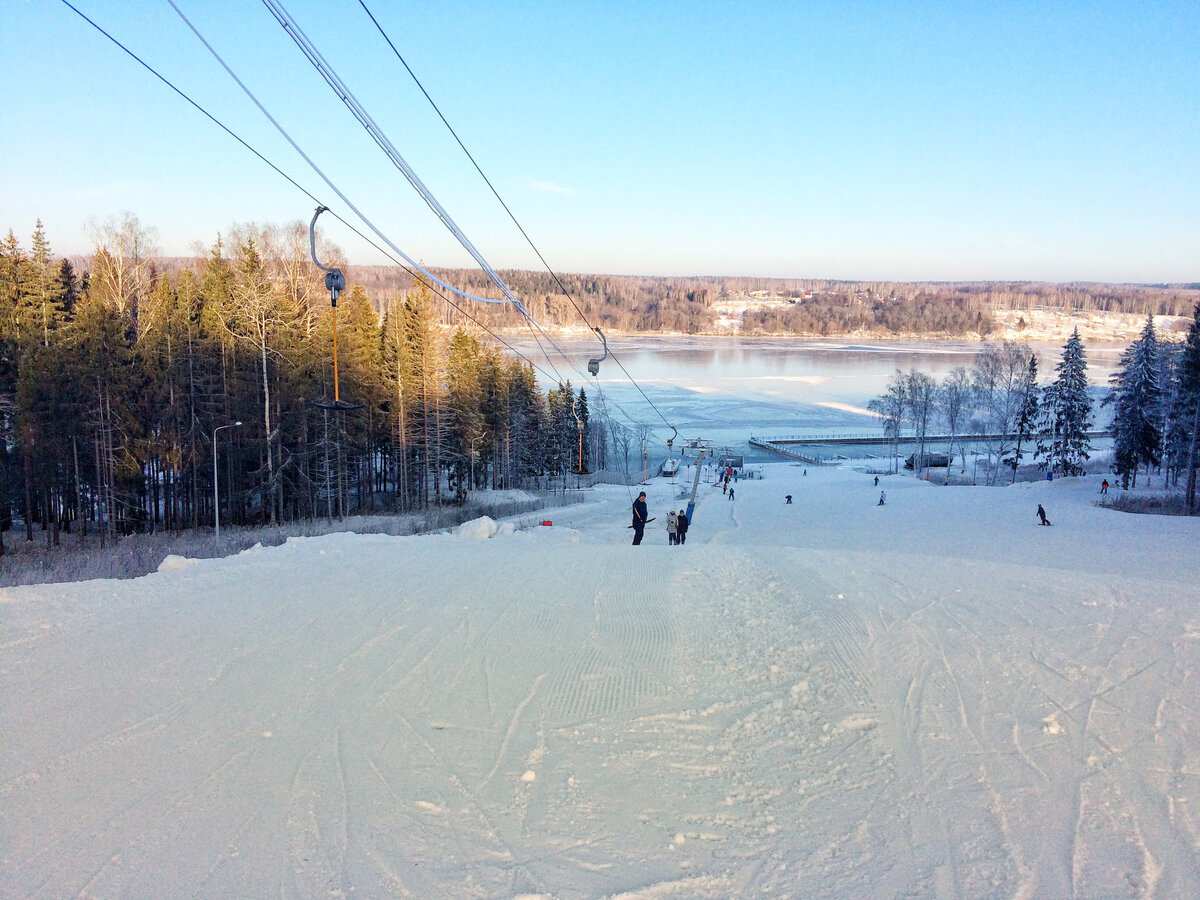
[0,219,618,554]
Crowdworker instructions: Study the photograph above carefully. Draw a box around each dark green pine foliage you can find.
[1173,301,1200,510]
[576,388,591,473]
[1038,328,1093,477]
[1105,316,1162,488]
[1005,355,1039,481]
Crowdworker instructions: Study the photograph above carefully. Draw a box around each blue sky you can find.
[3,0,1197,282]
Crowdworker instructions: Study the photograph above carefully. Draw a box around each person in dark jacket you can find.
[1036,504,1051,526]
[676,509,689,544]
[632,492,648,544]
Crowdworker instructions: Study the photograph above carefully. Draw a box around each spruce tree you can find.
[1174,301,1200,510]
[1105,315,1162,488]
[1005,355,1039,482]
[1038,328,1093,477]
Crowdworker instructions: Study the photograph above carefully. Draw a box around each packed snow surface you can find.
[2,465,1198,898]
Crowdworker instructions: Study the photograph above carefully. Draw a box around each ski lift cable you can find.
[259,0,529,318]
[355,0,600,338]
[356,0,679,434]
[56,0,561,387]
[163,0,527,321]
[71,0,673,457]
[169,0,584,394]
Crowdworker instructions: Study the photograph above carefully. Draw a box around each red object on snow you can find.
[541,520,553,526]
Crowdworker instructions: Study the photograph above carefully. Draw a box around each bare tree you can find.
[940,366,972,480]
[971,341,1035,485]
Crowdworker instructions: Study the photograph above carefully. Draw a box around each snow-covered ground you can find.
[2,464,1198,898]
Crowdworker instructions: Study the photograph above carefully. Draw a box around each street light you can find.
[213,421,242,546]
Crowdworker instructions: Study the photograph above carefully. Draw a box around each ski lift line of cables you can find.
[56,0,562,388]
[261,0,609,406]
[258,0,529,319]
[356,0,597,337]
[162,0,528,324]
[166,0,587,395]
[354,0,679,435]
[68,0,668,452]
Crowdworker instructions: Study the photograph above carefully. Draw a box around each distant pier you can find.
[750,431,1111,464]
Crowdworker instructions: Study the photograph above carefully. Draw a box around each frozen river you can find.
[514,336,1124,463]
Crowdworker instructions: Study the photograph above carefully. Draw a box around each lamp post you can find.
[213,421,242,546]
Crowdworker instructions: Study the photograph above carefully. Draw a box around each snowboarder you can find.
[666,510,678,545]
[878,490,886,506]
[1101,479,1109,495]
[874,475,879,487]
[676,510,689,544]
[1036,504,1051,526]
[785,495,792,504]
[632,492,648,544]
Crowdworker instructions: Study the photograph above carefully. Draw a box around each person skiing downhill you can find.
[632,492,648,544]
[1036,504,1051,526]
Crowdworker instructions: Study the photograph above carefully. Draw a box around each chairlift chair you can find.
[308,206,365,412]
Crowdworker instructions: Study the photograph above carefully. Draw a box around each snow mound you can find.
[456,515,498,539]
[156,555,199,573]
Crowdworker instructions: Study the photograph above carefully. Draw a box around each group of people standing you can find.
[666,508,689,544]
[630,491,689,545]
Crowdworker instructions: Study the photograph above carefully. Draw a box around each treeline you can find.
[340,266,1199,334]
[869,309,1200,512]
[130,255,1199,338]
[743,290,995,337]
[0,219,616,554]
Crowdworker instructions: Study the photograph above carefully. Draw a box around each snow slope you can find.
[2,465,1198,898]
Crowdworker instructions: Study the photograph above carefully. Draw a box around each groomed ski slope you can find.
[2,464,1198,899]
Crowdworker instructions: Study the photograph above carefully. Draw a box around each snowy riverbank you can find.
[2,464,1197,897]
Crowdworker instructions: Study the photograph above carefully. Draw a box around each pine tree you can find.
[1005,355,1039,482]
[1105,315,1162,488]
[1174,300,1200,511]
[1038,328,1093,477]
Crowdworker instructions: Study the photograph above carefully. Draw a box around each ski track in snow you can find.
[1,467,1199,898]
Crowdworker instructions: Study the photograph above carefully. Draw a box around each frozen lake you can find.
[515,336,1124,463]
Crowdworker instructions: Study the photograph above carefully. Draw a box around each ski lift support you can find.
[587,327,609,376]
[572,397,585,473]
[684,438,713,524]
[309,206,364,411]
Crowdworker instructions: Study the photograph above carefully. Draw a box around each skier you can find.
[1101,479,1109,495]
[878,490,886,506]
[785,495,792,504]
[874,475,879,487]
[666,509,678,545]
[728,486,735,501]
[631,492,648,545]
[676,509,689,545]
[1036,504,1051,526]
